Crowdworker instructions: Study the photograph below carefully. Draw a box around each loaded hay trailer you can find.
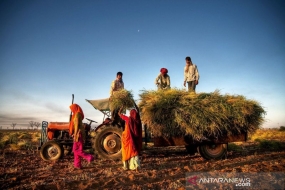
[87,97,249,160]
[38,91,256,161]
[137,89,265,160]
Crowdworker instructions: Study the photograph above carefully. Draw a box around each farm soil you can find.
[1,143,285,190]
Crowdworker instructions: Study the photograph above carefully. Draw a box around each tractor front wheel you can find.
[40,140,64,161]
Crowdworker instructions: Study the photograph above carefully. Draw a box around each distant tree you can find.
[29,121,34,130]
[34,122,41,130]
[279,126,285,131]
[11,123,17,130]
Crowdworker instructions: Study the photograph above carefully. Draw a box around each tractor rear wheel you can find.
[93,125,123,160]
[199,143,227,160]
[40,140,64,161]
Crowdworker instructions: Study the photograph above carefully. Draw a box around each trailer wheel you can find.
[199,143,227,160]
[93,125,123,160]
[40,140,63,161]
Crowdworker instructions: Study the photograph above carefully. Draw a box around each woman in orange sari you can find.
[69,104,94,169]
[119,105,142,171]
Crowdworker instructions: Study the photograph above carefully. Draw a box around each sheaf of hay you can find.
[138,89,266,140]
[109,89,135,110]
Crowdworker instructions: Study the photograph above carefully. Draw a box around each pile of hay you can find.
[138,89,266,140]
[109,89,134,110]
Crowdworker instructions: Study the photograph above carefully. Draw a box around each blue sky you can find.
[0,0,284,129]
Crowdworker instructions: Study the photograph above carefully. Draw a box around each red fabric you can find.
[120,109,142,161]
[128,109,142,152]
[160,68,168,74]
[69,104,84,135]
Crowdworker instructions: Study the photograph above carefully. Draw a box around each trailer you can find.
[86,98,248,160]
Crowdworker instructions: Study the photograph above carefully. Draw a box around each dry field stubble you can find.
[0,129,284,189]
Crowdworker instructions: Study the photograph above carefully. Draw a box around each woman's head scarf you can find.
[69,104,84,135]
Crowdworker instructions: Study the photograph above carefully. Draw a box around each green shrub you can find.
[258,140,284,150]
[0,141,5,149]
[228,143,243,152]
[8,133,18,144]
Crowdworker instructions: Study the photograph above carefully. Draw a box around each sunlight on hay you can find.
[8,144,21,151]
[0,131,41,150]
[139,89,266,139]
[18,132,31,139]
[1,134,10,143]
[31,132,41,143]
[109,89,134,110]
[250,129,285,141]
[17,140,28,149]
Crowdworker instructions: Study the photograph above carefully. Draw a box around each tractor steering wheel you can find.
[86,118,97,124]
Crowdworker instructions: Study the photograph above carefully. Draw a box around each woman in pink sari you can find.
[69,104,94,169]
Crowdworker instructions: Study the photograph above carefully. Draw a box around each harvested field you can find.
[0,129,285,189]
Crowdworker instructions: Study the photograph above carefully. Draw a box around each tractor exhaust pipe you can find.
[69,94,74,122]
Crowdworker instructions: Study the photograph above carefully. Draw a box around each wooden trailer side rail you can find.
[153,132,247,147]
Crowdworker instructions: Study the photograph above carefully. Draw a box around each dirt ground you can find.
[1,142,285,190]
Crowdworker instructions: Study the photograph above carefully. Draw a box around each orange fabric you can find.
[120,109,142,161]
[69,104,84,135]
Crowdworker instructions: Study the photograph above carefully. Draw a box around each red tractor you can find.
[39,95,124,161]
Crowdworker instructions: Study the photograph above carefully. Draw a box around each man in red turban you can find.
[155,68,171,90]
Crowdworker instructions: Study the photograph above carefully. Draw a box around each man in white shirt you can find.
[110,71,124,96]
[110,72,124,122]
[183,56,199,92]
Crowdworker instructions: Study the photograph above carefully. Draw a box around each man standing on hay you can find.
[155,68,171,90]
[110,71,124,95]
[110,71,124,122]
[183,56,199,92]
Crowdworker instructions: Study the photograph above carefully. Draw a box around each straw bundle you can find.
[138,89,265,140]
[109,89,134,110]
